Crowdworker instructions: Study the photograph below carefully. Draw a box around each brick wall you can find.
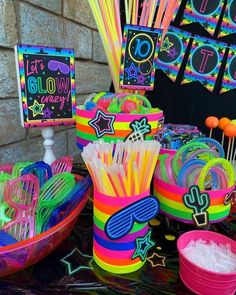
[0,0,110,163]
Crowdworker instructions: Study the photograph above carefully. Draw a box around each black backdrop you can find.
[117,0,236,141]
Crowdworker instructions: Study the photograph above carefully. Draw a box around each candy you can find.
[205,116,219,128]
[219,117,230,130]
[223,124,236,137]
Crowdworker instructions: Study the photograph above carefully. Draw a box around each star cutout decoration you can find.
[60,248,93,276]
[89,109,115,138]
[160,37,173,53]
[43,107,53,118]
[147,252,166,268]
[167,47,178,59]
[28,100,45,117]
[125,62,140,80]
[137,75,146,84]
[132,230,155,262]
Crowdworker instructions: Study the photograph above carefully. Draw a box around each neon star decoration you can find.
[147,252,166,268]
[137,75,146,84]
[60,248,93,275]
[167,47,178,59]
[125,62,140,80]
[89,109,115,138]
[28,100,45,117]
[43,107,53,119]
[132,229,155,261]
[160,37,173,53]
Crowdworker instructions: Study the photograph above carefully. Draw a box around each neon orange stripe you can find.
[94,247,139,266]
[76,123,156,137]
[155,184,226,206]
[94,199,121,215]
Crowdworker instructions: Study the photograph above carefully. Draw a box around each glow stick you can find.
[124,0,129,23]
[139,0,147,25]
[135,0,139,25]
[133,162,139,195]
[114,0,122,44]
[129,0,134,24]
[161,0,179,39]
[154,0,168,28]
[147,0,157,27]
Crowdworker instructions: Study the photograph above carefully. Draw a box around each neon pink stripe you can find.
[76,108,163,122]
[93,224,148,243]
[93,239,134,259]
[94,190,149,206]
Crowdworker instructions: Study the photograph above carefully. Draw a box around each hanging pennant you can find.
[180,0,224,36]
[182,35,226,92]
[218,0,236,37]
[156,26,192,82]
[220,46,236,93]
[120,25,162,90]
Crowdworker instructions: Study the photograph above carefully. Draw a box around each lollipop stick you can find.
[227,138,232,160]
[209,128,212,138]
[230,137,235,163]
[221,133,225,146]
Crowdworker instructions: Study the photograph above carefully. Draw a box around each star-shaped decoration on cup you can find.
[89,109,115,138]
[160,37,173,53]
[125,62,140,80]
[43,107,53,119]
[167,47,178,59]
[137,75,146,85]
[60,248,93,276]
[147,252,166,268]
[28,100,45,117]
[132,230,155,262]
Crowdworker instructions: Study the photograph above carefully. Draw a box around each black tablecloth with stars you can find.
[0,165,235,295]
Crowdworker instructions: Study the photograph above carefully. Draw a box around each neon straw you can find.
[147,0,157,27]
[114,0,122,44]
[154,0,168,28]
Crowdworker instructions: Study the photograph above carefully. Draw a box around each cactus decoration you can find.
[125,117,151,142]
[183,185,210,228]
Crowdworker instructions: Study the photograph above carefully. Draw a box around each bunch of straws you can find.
[88,0,179,93]
[82,140,161,196]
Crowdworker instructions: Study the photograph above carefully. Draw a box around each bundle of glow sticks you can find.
[82,140,161,196]
[88,0,180,93]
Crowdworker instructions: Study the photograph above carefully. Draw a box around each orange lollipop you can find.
[224,124,236,161]
[205,116,219,138]
[219,117,230,145]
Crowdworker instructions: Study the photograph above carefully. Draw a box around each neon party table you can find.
[0,165,235,295]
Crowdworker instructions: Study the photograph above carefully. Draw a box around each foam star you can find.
[160,37,173,53]
[125,62,140,80]
[43,107,53,119]
[28,100,45,117]
[132,229,155,261]
[60,248,93,276]
[147,252,166,267]
[137,75,146,85]
[89,109,115,138]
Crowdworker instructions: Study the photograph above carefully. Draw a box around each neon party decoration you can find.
[182,35,226,92]
[132,229,155,262]
[180,0,224,36]
[218,0,236,37]
[105,196,159,240]
[88,109,115,138]
[221,45,236,93]
[183,185,210,228]
[15,44,76,128]
[156,26,192,82]
[120,25,162,90]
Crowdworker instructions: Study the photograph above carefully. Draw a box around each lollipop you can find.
[219,117,230,145]
[230,120,236,163]
[224,124,236,161]
[205,116,219,138]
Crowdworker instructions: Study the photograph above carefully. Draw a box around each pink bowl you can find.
[177,230,236,295]
[0,174,90,277]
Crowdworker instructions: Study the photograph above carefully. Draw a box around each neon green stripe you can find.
[93,215,147,232]
[76,130,154,141]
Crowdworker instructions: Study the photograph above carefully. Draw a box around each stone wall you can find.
[0,0,110,163]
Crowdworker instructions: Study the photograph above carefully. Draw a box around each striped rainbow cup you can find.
[93,190,150,274]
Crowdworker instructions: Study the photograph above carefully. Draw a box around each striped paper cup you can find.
[76,106,164,150]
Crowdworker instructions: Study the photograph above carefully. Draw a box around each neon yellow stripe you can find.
[93,251,144,274]
[76,116,158,130]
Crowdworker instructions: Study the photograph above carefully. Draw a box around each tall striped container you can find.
[153,175,233,224]
[76,106,164,150]
[93,190,150,274]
